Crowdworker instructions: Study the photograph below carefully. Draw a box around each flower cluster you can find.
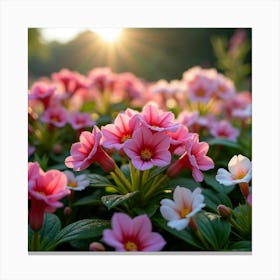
[28,50,252,252]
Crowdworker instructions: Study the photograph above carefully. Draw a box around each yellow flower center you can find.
[195,88,206,97]
[51,115,60,122]
[121,134,131,143]
[38,191,46,196]
[140,148,152,161]
[234,169,247,180]
[180,207,191,218]
[68,181,77,188]
[125,241,138,251]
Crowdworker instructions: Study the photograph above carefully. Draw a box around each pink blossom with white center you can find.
[63,170,90,191]
[41,105,69,127]
[216,154,252,186]
[167,133,214,182]
[69,112,95,130]
[160,186,205,231]
[28,81,56,108]
[28,163,70,231]
[101,109,140,151]
[65,126,116,172]
[166,124,190,156]
[102,213,166,251]
[137,103,180,132]
[209,120,240,141]
[123,126,171,171]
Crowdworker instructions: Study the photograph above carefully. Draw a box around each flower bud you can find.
[217,204,231,218]
[63,206,72,217]
[52,144,63,155]
[89,242,105,251]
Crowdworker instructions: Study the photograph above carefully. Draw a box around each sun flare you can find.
[91,28,123,43]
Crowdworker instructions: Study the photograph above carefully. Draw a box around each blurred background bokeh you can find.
[28,28,251,90]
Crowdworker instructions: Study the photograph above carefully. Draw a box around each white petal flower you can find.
[160,186,205,231]
[216,154,252,186]
[64,170,90,191]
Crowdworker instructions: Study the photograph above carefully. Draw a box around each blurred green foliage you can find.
[28,28,251,84]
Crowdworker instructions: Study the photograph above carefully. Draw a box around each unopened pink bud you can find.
[89,242,105,251]
[217,204,231,218]
[53,144,63,155]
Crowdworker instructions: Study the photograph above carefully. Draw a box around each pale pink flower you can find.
[28,164,70,231]
[68,112,95,130]
[41,105,68,127]
[213,74,235,100]
[177,110,200,128]
[209,120,240,141]
[216,154,252,186]
[137,103,179,132]
[221,91,252,120]
[102,213,166,251]
[167,133,214,182]
[187,75,215,103]
[123,126,171,171]
[64,170,90,191]
[88,67,114,92]
[101,109,139,150]
[65,126,116,172]
[160,186,205,231]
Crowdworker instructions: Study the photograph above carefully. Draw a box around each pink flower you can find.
[68,112,95,130]
[166,124,190,155]
[64,170,90,191]
[160,186,205,231]
[187,75,215,103]
[88,67,114,92]
[52,68,88,96]
[213,74,235,100]
[102,213,166,251]
[28,163,70,231]
[28,162,41,188]
[101,109,139,150]
[209,120,240,141]
[28,81,56,108]
[123,126,171,171]
[65,126,116,172]
[137,103,179,132]
[41,105,69,127]
[167,133,214,182]
[216,154,252,186]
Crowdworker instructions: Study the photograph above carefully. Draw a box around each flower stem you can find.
[112,165,133,193]
[31,231,40,251]
[143,174,169,199]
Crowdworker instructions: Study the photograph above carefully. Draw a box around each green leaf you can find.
[134,203,159,218]
[72,190,104,207]
[87,174,116,188]
[208,138,242,150]
[203,173,235,194]
[203,188,232,212]
[196,213,231,250]
[29,213,61,251]
[168,177,201,191]
[48,219,110,250]
[229,241,252,251]
[153,216,204,250]
[101,191,138,210]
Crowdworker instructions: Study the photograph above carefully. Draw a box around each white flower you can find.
[160,186,205,231]
[216,154,252,186]
[64,170,90,191]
